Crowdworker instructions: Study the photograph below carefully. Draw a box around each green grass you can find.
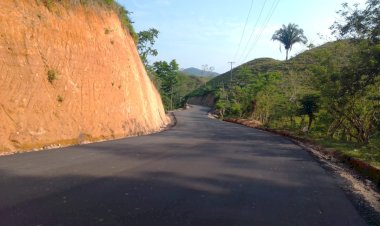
[272,124,380,168]
[316,135,380,168]
[270,117,380,168]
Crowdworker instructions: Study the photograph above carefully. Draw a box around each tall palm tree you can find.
[272,23,308,60]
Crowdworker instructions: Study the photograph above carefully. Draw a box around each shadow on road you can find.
[0,166,355,226]
[0,105,366,226]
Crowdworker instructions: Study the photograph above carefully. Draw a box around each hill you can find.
[182,67,219,77]
[188,40,356,101]
[206,58,283,87]
[193,41,356,92]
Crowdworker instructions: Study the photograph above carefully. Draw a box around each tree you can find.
[153,60,179,110]
[215,86,230,119]
[324,0,380,143]
[331,0,379,43]
[272,23,308,60]
[298,94,320,131]
[201,64,215,76]
[201,64,209,76]
[137,28,159,67]
[330,0,380,81]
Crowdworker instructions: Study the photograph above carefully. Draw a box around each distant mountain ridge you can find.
[181,67,219,77]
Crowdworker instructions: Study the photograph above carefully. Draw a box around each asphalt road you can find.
[0,105,367,226]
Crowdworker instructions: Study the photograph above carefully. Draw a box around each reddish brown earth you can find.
[0,1,169,154]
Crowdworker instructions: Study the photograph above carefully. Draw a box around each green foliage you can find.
[176,72,209,101]
[47,69,57,83]
[102,0,114,5]
[323,0,380,144]
[214,87,230,119]
[298,94,320,131]
[230,102,242,117]
[153,60,179,110]
[331,0,380,43]
[272,23,308,60]
[153,60,179,93]
[115,4,138,43]
[137,28,159,66]
[150,61,209,111]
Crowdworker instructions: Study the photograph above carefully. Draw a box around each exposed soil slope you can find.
[0,0,169,153]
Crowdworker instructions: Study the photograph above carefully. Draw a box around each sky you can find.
[119,0,366,73]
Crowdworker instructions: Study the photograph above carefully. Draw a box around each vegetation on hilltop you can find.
[137,28,159,67]
[271,23,308,60]
[38,0,138,42]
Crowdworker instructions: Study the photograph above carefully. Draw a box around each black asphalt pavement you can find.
[0,105,366,226]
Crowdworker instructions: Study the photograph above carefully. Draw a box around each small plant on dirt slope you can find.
[47,69,57,83]
[57,95,64,103]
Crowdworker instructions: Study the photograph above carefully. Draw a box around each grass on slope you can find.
[316,135,380,168]
[39,0,138,42]
[203,40,355,90]
[273,125,380,168]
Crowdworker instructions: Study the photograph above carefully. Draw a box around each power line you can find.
[242,0,281,63]
[233,0,254,61]
[237,0,268,64]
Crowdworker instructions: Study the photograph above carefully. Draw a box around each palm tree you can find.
[272,23,308,60]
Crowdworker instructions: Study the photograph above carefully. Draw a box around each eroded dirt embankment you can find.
[0,1,169,153]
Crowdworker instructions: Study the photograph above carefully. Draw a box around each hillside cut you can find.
[0,0,169,153]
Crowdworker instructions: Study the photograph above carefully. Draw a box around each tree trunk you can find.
[286,49,289,60]
[300,115,305,128]
[307,114,313,131]
[290,115,295,127]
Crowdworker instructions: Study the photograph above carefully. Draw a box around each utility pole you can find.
[228,61,235,83]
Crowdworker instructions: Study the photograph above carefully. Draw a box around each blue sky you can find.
[119,0,366,73]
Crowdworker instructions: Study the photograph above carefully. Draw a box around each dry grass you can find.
[37,0,138,42]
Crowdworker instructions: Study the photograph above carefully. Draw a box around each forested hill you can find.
[203,40,354,88]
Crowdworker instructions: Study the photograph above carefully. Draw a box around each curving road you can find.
[0,105,366,225]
